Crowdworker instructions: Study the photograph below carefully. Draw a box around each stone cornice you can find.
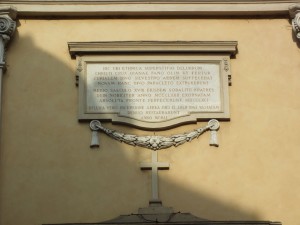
[289,3,300,17]
[68,41,238,58]
[0,6,17,20]
[0,0,300,17]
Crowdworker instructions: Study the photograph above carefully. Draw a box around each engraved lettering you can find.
[86,63,222,122]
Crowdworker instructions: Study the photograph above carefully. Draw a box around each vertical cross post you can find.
[140,151,170,202]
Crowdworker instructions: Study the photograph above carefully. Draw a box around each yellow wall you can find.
[1,18,300,225]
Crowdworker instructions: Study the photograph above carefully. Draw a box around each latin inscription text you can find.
[86,63,222,122]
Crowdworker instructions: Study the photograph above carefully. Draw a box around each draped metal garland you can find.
[89,119,220,150]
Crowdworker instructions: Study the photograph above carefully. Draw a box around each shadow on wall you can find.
[0,30,260,225]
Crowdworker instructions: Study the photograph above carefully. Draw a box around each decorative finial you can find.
[208,119,220,147]
[90,120,101,148]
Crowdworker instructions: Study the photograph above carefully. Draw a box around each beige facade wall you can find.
[0,18,300,225]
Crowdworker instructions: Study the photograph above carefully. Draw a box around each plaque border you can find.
[70,41,237,130]
[77,55,231,130]
[68,41,237,130]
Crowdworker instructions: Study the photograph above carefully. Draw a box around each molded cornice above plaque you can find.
[68,41,238,58]
[0,0,299,17]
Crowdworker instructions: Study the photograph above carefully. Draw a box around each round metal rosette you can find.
[208,119,220,130]
[90,120,102,131]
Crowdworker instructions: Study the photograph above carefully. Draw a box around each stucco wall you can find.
[0,18,300,225]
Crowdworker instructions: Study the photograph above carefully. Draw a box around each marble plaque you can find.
[77,54,231,129]
[86,63,221,121]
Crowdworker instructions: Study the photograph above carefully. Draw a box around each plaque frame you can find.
[69,41,238,130]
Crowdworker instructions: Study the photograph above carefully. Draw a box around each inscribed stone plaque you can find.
[77,54,231,129]
[69,41,237,129]
[87,62,221,119]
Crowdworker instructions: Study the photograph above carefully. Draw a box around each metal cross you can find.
[140,151,170,202]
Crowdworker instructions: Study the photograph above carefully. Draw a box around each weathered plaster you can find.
[0,18,300,225]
